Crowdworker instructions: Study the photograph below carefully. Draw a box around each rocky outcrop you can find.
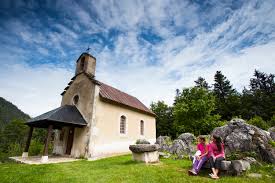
[156,133,195,159]
[155,136,172,152]
[268,127,275,141]
[212,118,275,164]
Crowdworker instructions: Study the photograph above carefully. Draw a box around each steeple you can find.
[75,52,96,77]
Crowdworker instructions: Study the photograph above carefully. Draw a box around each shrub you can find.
[268,115,275,127]
[226,151,258,161]
[247,116,269,130]
[268,141,275,148]
[29,140,44,156]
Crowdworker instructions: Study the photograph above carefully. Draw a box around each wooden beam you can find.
[43,125,53,156]
[24,126,33,152]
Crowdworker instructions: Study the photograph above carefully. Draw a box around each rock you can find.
[159,152,171,158]
[247,173,262,178]
[221,161,232,171]
[212,118,275,164]
[243,157,258,165]
[169,138,195,159]
[171,133,196,158]
[231,160,251,175]
[177,133,195,145]
[129,144,159,153]
[268,127,275,141]
[136,139,150,144]
[155,136,172,152]
[156,133,196,159]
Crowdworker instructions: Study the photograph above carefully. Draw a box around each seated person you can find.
[208,135,225,179]
[188,136,208,175]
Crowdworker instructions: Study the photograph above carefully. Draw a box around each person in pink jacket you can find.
[188,136,209,175]
[208,135,225,179]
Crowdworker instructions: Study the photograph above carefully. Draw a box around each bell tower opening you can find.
[80,57,85,71]
[75,52,96,77]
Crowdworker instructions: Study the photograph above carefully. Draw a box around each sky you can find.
[0,0,275,117]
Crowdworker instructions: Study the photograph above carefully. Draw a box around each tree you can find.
[213,71,235,101]
[213,71,240,120]
[0,119,27,153]
[240,70,275,121]
[194,77,210,89]
[173,87,221,136]
[150,101,174,138]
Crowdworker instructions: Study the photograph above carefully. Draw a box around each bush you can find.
[7,143,22,156]
[226,151,258,161]
[29,140,44,156]
[268,141,275,148]
[247,116,269,130]
[268,115,275,127]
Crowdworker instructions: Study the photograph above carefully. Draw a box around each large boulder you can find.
[177,133,196,146]
[212,118,275,164]
[155,133,196,159]
[268,127,275,141]
[169,133,196,159]
[155,136,172,152]
[230,160,251,176]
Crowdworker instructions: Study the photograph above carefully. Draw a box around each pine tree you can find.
[213,71,235,101]
[213,71,240,120]
[194,77,210,89]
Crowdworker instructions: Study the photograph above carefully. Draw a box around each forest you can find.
[0,97,46,162]
[151,70,275,138]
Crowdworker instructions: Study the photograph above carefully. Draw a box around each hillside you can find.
[0,97,30,129]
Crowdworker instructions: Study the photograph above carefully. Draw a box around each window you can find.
[140,120,144,135]
[120,115,126,134]
[80,57,85,71]
[73,95,79,105]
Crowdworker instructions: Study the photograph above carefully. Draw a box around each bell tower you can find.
[75,52,96,77]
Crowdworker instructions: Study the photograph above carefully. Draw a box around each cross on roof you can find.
[86,46,91,53]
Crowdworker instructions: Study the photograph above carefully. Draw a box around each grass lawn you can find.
[0,155,274,183]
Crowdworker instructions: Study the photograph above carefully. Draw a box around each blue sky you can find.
[0,0,275,116]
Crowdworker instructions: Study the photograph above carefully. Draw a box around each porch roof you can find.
[26,105,87,128]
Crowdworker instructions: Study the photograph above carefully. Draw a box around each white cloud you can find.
[0,0,275,116]
[0,64,72,117]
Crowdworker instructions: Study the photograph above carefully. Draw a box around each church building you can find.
[23,52,156,162]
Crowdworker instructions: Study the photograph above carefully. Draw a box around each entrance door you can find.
[65,127,74,155]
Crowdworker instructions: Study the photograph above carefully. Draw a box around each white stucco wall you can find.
[88,85,156,159]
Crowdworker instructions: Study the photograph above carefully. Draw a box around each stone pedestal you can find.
[129,144,160,164]
[41,156,48,163]
[132,151,159,163]
[22,152,28,158]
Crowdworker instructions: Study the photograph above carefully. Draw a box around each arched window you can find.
[140,120,144,135]
[120,115,126,134]
[80,57,85,71]
[73,95,79,105]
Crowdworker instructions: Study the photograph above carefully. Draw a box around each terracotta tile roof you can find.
[97,81,155,116]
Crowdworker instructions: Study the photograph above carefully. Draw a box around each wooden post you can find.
[22,126,33,158]
[43,125,53,156]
